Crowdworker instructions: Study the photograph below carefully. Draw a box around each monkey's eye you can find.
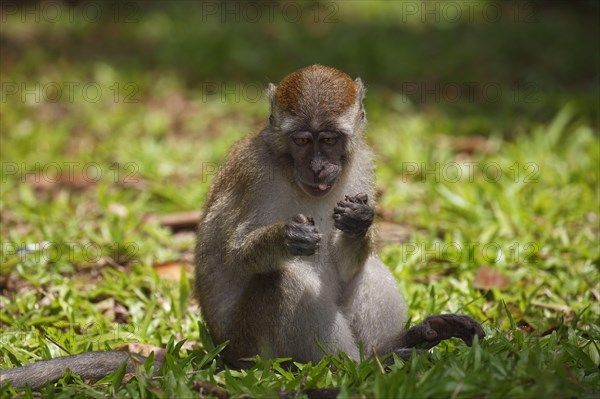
[293,137,310,146]
[322,137,338,145]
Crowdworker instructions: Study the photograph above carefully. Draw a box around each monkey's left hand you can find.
[333,193,374,236]
[401,314,485,349]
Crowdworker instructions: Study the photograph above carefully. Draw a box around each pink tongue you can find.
[318,184,329,191]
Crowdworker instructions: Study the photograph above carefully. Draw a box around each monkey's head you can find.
[266,65,366,198]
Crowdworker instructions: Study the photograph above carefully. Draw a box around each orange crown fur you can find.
[274,65,357,117]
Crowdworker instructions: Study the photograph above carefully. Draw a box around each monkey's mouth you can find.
[301,182,333,197]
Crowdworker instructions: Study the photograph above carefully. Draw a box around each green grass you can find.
[1,2,599,398]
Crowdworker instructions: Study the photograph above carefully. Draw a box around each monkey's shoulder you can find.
[204,134,269,208]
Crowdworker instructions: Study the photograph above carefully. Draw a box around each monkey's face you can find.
[267,65,366,197]
[286,130,346,197]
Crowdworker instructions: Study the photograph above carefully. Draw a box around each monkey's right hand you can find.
[284,214,321,256]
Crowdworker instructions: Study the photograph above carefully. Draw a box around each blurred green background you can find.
[2,0,598,135]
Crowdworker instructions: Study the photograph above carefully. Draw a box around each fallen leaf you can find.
[435,134,493,155]
[153,261,189,281]
[144,211,202,233]
[115,343,166,360]
[473,266,510,290]
[25,170,94,191]
[109,203,128,218]
[377,222,411,244]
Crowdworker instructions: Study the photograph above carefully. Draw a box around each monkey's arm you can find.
[0,351,160,390]
[230,215,321,275]
[398,314,485,350]
[332,193,375,281]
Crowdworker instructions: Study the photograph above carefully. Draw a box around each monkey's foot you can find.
[401,314,485,349]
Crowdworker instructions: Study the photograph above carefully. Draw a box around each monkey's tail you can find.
[1,351,160,390]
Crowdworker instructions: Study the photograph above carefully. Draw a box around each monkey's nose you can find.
[310,160,324,176]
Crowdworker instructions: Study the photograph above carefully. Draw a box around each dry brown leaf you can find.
[153,261,189,280]
[473,266,510,290]
[25,171,93,191]
[144,210,202,233]
[108,203,128,218]
[377,222,411,245]
[115,343,166,360]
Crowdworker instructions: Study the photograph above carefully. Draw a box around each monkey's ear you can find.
[267,83,277,105]
[355,78,367,126]
[266,83,277,126]
[354,78,366,102]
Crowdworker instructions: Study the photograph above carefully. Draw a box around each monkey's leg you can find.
[340,256,408,356]
[0,351,159,389]
[225,265,359,367]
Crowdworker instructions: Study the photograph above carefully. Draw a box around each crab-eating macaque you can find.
[195,64,484,367]
[1,65,484,390]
